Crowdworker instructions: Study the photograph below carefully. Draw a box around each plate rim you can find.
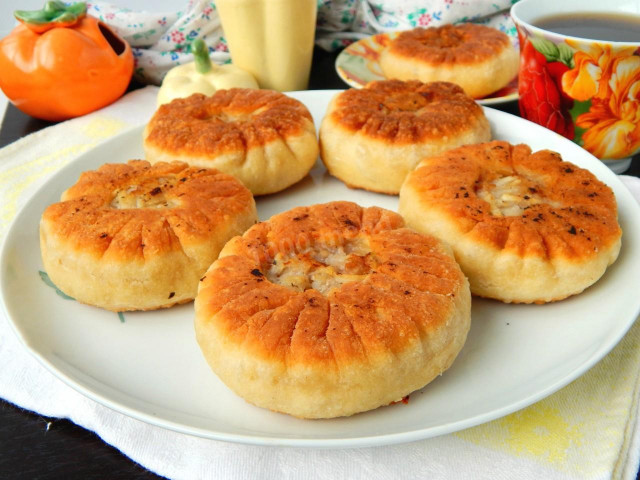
[334,31,520,105]
[1,90,639,448]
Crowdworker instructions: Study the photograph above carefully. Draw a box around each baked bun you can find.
[195,201,471,418]
[40,160,257,311]
[143,89,319,196]
[379,24,519,99]
[399,141,622,304]
[319,80,490,194]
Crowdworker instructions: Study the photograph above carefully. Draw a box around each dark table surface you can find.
[0,47,638,479]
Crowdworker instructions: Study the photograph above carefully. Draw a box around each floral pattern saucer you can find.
[335,32,519,106]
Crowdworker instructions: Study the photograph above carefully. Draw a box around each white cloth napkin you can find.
[1,87,639,480]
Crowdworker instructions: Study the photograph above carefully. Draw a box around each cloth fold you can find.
[0,87,639,479]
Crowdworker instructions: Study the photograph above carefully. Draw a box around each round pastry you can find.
[40,160,257,312]
[319,80,491,194]
[379,24,519,99]
[195,201,471,418]
[398,141,622,304]
[143,89,319,196]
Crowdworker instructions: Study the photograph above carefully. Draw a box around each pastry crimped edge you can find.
[143,90,319,196]
[319,81,491,195]
[379,24,519,99]
[40,160,257,311]
[399,194,621,303]
[398,141,622,303]
[194,201,471,418]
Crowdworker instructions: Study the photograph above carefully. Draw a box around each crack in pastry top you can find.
[477,175,562,217]
[328,80,486,142]
[110,175,183,209]
[267,237,374,296]
[44,160,254,259]
[144,89,314,155]
[387,24,513,64]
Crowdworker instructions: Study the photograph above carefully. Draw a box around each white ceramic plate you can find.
[335,33,519,105]
[2,90,639,448]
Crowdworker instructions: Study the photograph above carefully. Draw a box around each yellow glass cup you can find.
[216,0,317,92]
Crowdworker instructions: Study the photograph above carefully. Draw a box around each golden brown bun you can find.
[399,141,622,303]
[195,201,471,418]
[40,160,257,311]
[379,24,519,99]
[319,80,491,194]
[143,89,319,196]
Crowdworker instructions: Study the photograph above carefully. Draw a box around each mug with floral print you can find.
[512,0,640,173]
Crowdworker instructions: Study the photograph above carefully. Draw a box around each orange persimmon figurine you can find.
[0,1,134,121]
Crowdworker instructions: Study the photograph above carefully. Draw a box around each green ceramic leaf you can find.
[557,43,575,69]
[15,1,86,25]
[530,37,560,63]
[39,270,125,323]
[342,54,367,71]
[38,271,75,300]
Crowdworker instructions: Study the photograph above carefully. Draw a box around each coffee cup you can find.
[511,0,640,173]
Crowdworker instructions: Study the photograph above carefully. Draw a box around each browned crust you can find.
[387,24,512,65]
[42,160,255,261]
[328,80,486,143]
[197,201,467,367]
[145,89,314,155]
[404,141,621,261]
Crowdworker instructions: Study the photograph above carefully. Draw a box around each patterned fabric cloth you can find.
[315,0,519,50]
[87,0,228,85]
[87,0,519,84]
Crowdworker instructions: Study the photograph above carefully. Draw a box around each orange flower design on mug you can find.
[562,43,640,159]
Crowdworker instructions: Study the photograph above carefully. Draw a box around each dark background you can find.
[0,47,638,479]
